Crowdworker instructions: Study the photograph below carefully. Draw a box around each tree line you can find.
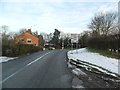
[49,12,119,51]
[50,11,119,51]
[1,11,119,57]
[79,12,119,52]
[49,29,72,49]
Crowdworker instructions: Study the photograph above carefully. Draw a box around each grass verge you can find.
[87,48,120,59]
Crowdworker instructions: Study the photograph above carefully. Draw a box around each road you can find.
[2,50,73,88]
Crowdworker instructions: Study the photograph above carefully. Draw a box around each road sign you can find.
[71,34,79,43]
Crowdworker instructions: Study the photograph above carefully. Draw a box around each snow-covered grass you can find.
[68,48,120,78]
[0,56,18,63]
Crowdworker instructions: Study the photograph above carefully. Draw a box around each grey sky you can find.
[0,0,118,34]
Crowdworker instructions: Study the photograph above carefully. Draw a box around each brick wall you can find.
[16,32,39,46]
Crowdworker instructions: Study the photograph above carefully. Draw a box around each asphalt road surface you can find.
[2,50,73,88]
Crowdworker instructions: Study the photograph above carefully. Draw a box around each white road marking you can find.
[27,52,51,66]
[1,51,51,84]
[1,66,25,84]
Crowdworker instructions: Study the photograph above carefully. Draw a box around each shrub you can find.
[2,43,40,57]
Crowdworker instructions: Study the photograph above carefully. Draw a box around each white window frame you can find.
[27,39,32,43]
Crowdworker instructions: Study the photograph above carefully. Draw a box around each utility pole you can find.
[62,39,64,49]
[62,42,64,49]
[72,43,74,49]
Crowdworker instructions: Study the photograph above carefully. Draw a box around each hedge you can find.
[2,44,40,57]
[88,34,120,52]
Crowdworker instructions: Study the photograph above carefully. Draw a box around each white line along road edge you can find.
[1,51,51,84]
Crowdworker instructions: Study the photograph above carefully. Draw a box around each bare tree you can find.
[32,31,39,37]
[88,15,102,36]
[14,28,27,37]
[88,12,117,36]
[1,25,9,41]
[79,31,90,48]
[19,28,27,34]
[0,25,9,35]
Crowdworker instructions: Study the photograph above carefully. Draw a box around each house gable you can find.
[16,31,39,46]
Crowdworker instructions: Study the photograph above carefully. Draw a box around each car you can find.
[52,47,55,50]
[48,47,55,50]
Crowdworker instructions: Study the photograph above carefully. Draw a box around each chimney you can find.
[27,29,32,34]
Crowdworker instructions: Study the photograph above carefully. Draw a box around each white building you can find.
[40,32,53,42]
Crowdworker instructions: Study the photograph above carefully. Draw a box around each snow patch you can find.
[72,85,84,88]
[68,48,120,77]
[67,62,76,69]
[0,56,18,63]
[67,62,73,68]
[72,68,87,76]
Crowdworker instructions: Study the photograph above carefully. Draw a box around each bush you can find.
[2,43,40,57]
[16,44,40,56]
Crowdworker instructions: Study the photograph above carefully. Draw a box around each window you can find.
[27,39,31,43]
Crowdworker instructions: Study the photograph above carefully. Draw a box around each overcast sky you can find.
[0,0,119,34]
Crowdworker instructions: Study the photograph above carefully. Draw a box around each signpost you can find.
[71,34,79,43]
[71,34,79,49]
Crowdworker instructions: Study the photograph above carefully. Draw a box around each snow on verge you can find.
[68,48,120,78]
[72,68,87,76]
[0,56,18,63]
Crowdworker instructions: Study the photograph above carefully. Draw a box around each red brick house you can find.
[16,29,39,46]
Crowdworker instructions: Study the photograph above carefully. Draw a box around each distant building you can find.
[71,34,81,43]
[40,32,53,43]
[15,29,39,46]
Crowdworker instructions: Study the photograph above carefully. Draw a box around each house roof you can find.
[16,29,38,39]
